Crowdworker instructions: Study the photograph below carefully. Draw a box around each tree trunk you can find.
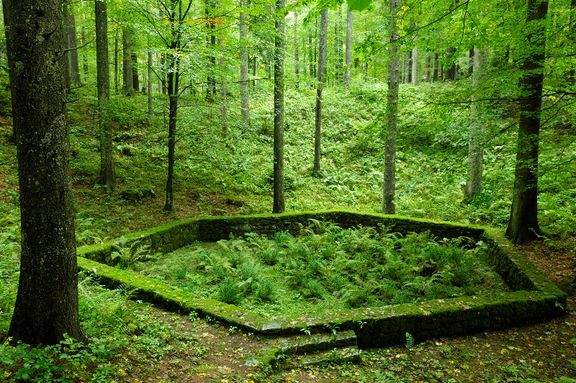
[95,0,114,192]
[114,28,119,94]
[205,0,217,102]
[293,12,299,88]
[333,7,343,82]
[164,67,178,212]
[63,0,81,88]
[445,47,457,80]
[344,8,352,88]
[131,52,140,92]
[569,0,576,85]
[273,0,285,213]
[148,47,153,120]
[313,9,328,177]
[384,0,401,214]
[411,47,418,84]
[4,0,83,344]
[239,0,250,126]
[506,0,548,244]
[433,53,439,81]
[122,28,133,95]
[464,47,485,202]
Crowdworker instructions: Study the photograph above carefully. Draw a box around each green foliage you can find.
[135,222,507,317]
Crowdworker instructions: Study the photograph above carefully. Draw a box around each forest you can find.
[0,0,575,381]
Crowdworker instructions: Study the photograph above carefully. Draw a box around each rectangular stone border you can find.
[77,210,567,348]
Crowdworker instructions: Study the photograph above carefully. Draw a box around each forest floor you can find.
[110,233,576,383]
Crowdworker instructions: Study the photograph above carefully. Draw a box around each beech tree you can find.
[506,0,549,243]
[96,0,114,192]
[313,8,328,177]
[239,0,250,126]
[344,7,352,87]
[273,0,286,213]
[4,0,83,344]
[383,0,401,214]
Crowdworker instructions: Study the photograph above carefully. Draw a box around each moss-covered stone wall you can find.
[77,210,567,348]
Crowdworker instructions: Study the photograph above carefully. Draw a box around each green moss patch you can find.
[77,210,567,348]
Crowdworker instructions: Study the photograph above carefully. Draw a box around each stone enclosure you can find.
[77,210,567,354]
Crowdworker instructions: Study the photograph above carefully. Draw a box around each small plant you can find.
[111,241,153,269]
[217,278,243,304]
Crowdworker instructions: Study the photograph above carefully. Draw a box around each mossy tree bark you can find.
[4,0,83,344]
[131,52,140,92]
[313,9,328,178]
[506,0,548,244]
[273,0,286,213]
[383,0,401,214]
[95,0,114,192]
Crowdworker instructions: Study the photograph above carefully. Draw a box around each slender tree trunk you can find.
[147,47,153,120]
[313,9,328,177]
[294,12,299,88]
[569,0,576,85]
[131,52,140,92]
[239,0,250,126]
[334,7,343,82]
[344,8,352,87]
[95,0,114,192]
[164,67,178,212]
[411,47,418,84]
[63,0,81,88]
[433,53,439,81]
[205,0,217,101]
[506,0,548,244]
[122,28,133,95]
[4,0,83,344]
[384,0,401,214]
[114,27,119,94]
[273,0,285,213]
[464,47,485,201]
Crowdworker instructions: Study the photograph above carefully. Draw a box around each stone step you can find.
[271,330,358,355]
[282,346,362,370]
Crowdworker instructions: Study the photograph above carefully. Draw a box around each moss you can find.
[76,210,567,348]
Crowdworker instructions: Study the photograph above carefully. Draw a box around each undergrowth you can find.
[134,221,507,317]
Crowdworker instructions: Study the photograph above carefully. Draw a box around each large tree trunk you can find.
[344,8,352,87]
[95,0,114,192]
[164,62,178,212]
[313,9,328,177]
[239,0,250,126]
[384,0,401,214]
[4,0,83,344]
[273,0,285,213]
[445,47,457,80]
[122,28,133,96]
[464,47,485,201]
[506,0,549,244]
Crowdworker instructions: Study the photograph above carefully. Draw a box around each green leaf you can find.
[348,0,371,11]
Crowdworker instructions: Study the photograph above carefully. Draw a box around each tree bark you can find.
[384,0,401,214]
[506,0,548,244]
[569,0,576,85]
[205,0,217,101]
[313,9,328,177]
[293,12,300,88]
[63,0,81,88]
[239,0,250,126]
[411,47,418,84]
[95,0,114,192]
[4,0,83,344]
[114,27,119,94]
[273,0,285,213]
[148,47,153,120]
[122,28,133,96]
[131,52,140,92]
[445,47,457,80]
[464,47,485,202]
[344,8,352,88]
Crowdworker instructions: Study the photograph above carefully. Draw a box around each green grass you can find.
[130,222,508,318]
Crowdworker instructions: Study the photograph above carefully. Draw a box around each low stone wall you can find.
[77,210,567,348]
